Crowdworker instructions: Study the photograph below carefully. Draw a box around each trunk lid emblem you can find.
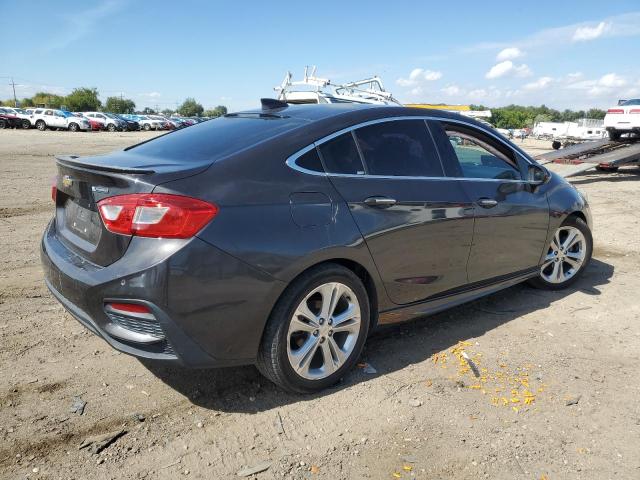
[62,175,73,188]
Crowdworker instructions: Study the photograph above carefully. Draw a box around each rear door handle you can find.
[364,196,397,207]
[476,198,498,208]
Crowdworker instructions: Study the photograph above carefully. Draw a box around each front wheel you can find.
[36,120,46,131]
[529,216,592,290]
[143,123,151,131]
[257,264,370,393]
[21,119,31,129]
[107,123,116,132]
[68,123,79,132]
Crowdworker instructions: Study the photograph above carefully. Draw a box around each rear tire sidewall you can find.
[144,124,151,131]
[36,120,46,131]
[529,216,592,290]
[608,130,621,141]
[0,119,6,129]
[69,123,78,132]
[22,120,30,129]
[108,123,116,132]
[258,265,370,393]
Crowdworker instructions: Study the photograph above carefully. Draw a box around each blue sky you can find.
[1,1,639,111]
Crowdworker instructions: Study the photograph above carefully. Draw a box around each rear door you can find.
[317,119,474,305]
[429,120,549,283]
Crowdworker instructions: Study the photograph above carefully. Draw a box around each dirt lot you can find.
[1,130,639,479]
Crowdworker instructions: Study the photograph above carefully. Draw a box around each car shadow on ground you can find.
[141,258,614,413]
[570,167,640,185]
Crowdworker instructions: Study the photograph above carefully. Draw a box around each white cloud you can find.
[496,47,523,61]
[441,85,463,96]
[396,68,442,87]
[598,73,626,88]
[485,61,532,79]
[572,21,611,42]
[523,76,553,90]
[139,92,162,98]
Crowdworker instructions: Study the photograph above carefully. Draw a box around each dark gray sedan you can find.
[41,103,592,392]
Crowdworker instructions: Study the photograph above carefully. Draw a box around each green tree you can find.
[142,107,156,115]
[31,92,65,108]
[586,108,606,120]
[161,108,174,116]
[104,96,136,114]
[177,97,204,117]
[203,105,227,117]
[64,88,101,111]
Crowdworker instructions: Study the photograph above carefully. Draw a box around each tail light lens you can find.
[97,194,218,238]
[630,109,640,114]
[607,108,624,114]
[106,302,151,314]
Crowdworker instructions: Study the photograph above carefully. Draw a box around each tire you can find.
[528,216,592,290]
[68,123,79,132]
[143,123,151,131]
[0,119,6,129]
[257,264,370,393]
[36,120,46,131]
[595,165,619,172]
[107,123,116,132]
[608,129,621,141]
[21,119,31,129]
[552,140,561,150]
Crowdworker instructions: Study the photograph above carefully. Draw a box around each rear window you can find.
[318,133,365,175]
[128,115,306,163]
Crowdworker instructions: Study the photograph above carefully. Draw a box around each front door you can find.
[318,119,475,305]
[429,120,550,283]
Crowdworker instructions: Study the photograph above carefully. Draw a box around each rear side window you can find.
[318,132,365,175]
[354,120,444,177]
[296,148,323,172]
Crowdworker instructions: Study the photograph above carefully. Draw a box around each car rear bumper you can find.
[41,219,286,368]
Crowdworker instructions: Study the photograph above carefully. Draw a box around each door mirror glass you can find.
[528,164,549,184]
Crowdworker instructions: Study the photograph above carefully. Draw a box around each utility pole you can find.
[10,77,17,107]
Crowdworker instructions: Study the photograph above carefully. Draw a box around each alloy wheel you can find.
[540,226,586,284]
[287,282,361,380]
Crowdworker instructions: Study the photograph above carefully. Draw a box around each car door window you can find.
[45,110,53,116]
[354,120,444,177]
[438,123,521,180]
[317,132,366,175]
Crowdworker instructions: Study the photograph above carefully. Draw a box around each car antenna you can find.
[260,98,289,111]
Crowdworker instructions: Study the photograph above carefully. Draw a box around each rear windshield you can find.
[128,115,306,163]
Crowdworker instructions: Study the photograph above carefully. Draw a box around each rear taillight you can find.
[106,302,151,314]
[97,194,218,238]
[630,109,640,114]
[51,185,57,203]
[607,108,624,114]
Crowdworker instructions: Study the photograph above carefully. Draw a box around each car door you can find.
[428,120,549,283]
[316,119,475,305]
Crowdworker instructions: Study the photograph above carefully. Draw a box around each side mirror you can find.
[528,164,550,185]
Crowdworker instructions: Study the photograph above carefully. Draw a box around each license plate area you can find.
[63,199,102,246]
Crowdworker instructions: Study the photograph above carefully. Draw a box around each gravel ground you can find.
[1,130,639,479]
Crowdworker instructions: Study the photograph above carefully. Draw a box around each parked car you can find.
[0,109,22,129]
[70,113,101,131]
[114,114,140,131]
[29,109,91,131]
[42,104,593,393]
[603,99,640,139]
[0,107,33,129]
[83,112,127,132]
[136,115,165,131]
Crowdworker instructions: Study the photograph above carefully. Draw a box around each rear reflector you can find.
[106,302,152,314]
[97,194,218,238]
[607,109,624,114]
[51,186,57,203]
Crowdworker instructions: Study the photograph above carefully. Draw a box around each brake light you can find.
[97,194,218,238]
[106,302,151,314]
[630,109,640,114]
[51,185,57,203]
[607,108,624,114]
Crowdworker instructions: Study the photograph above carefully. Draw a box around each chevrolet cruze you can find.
[41,102,592,392]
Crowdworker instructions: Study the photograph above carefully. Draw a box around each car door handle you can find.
[476,198,498,208]
[364,196,397,207]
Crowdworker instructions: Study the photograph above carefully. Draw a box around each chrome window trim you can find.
[285,115,534,183]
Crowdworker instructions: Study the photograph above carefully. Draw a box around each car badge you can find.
[62,175,73,188]
[91,186,109,193]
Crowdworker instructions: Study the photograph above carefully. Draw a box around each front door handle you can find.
[364,196,397,207]
[476,198,498,208]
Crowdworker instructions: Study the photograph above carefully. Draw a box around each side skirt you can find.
[377,267,539,325]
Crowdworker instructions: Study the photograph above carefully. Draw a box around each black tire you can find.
[107,123,116,132]
[36,120,46,131]
[21,119,31,129]
[68,123,79,132]
[0,119,6,129]
[552,140,561,150]
[528,216,592,290]
[257,264,370,393]
[143,123,151,131]
[595,165,619,172]
[608,129,621,141]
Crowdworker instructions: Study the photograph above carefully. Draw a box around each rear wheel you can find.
[143,123,151,131]
[68,123,79,132]
[608,129,621,141]
[528,216,592,290]
[0,119,6,129]
[36,120,46,131]
[257,264,370,393]
[595,165,619,172]
[107,123,117,132]
[21,119,31,129]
